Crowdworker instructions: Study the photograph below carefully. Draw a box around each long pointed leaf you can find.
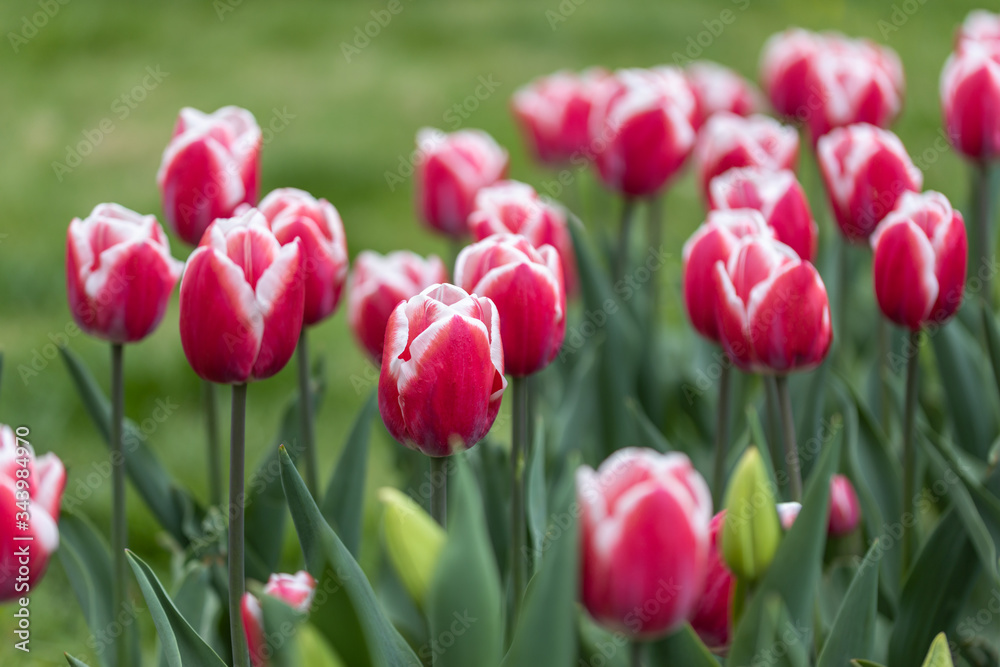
[817,540,880,667]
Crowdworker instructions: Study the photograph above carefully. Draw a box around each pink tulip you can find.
[0,425,65,602]
[693,113,799,199]
[760,28,825,118]
[242,571,316,667]
[957,10,1000,53]
[713,234,832,373]
[66,203,183,344]
[414,128,508,238]
[255,188,349,326]
[578,448,712,638]
[347,251,448,363]
[158,106,262,245]
[709,167,818,261]
[686,61,762,129]
[379,283,506,456]
[871,191,967,330]
[941,41,1000,161]
[817,123,923,242]
[682,209,773,344]
[455,234,565,377]
[179,208,304,384]
[467,180,578,295]
[828,475,861,537]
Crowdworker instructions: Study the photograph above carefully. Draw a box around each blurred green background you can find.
[0,0,987,662]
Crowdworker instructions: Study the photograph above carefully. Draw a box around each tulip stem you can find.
[764,375,786,492]
[972,162,998,306]
[630,641,643,667]
[204,380,223,506]
[297,329,318,498]
[775,375,802,502]
[510,375,529,623]
[647,195,663,327]
[229,383,250,667]
[713,362,731,507]
[430,456,447,528]
[902,329,921,577]
[110,343,129,667]
[615,198,636,277]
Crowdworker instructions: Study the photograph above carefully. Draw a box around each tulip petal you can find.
[252,241,305,380]
[873,220,939,330]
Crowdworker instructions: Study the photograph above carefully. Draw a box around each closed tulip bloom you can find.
[415,128,508,238]
[578,448,712,638]
[511,68,610,165]
[66,203,183,344]
[180,208,304,384]
[760,28,825,117]
[957,10,1000,52]
[713,234,832,373]
[455,234,565,377]
[941,42,1000,161]
[0,425,65,602]
[158,106,262,245]
[682,209,773,343]
[347,251,448,363]
[870,191,967,330]
[686,62,762,129]
[379,283,506,456]
[709,167,818,261]
[693,113,799,199]
[467,180,578,295]
[817,123,923,242]
[256,188,349,326]
[828,474,861,537]
[242,571,316,667]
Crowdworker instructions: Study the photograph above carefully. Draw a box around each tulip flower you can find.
[242,571,317,667]
[66,203,183,344]
[957,10,1000,52]
[817,123,923,242]
[414,128,509,238]
[941,41,1000,162]
[378,487,446,606]
[348,251,448,363]
[693,113,799,199]
[510,68,611,166]
[578,448,712,639]
[0,425,65,602]
[760,28,825,119]
[158,106,262,245]
[709,167,818,261]
[686,61,762,129]
[721,447,781,583]
[828,474,861,537]
[468,180,579,295]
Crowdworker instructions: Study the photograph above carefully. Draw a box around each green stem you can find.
[430,457,448,528]
[713,363,732,507]
[297,329,318,498]
[877,317,890,433]
[902,329,921,577]
[775,375,802,502]
[110,343,128,667]
[764,375,786,493]
[647,196,663,328]
[836,236,849,354]
[972,162,997,306]
[229,383,250,667]
[204,380,222,506]
[631,641,643,667]
[614,198,636,277]
[510,375,529,623]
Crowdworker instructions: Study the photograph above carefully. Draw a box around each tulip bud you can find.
[66,203,183,344]
[693,113,798,199]
[379,487,446,606]
[777,501,802,530]
[578,448,712,639]
[455,234,566,377]
[760,28,824,118]
[179,208,305,384]
[871,191,967,331]
[709,167,818,261]
[957,10,1000,52]
[0,425,65,602]
[415,128,508,238]
[378,284,506,456]
[721,447,781,582]
[241,571,317,667]
[685,61,762,129]
[256,188,349,326]
[828,475,861,537]
[347,251,448,363]
[158,106,262,245]
[941,40,1000,161]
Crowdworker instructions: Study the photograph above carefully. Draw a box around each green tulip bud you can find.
[378,487,446,606]
[721,447,781,582]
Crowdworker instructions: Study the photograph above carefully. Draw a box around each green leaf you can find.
[126,550,227,667]
[756,594,809,667]
[817,541,880,667]
[320,389,376,558]
[160,562,223,666]
[467,438,510,579]
[851,661,887,667]
[981,304,1000,405]
[577,612,628,667]
[501,467,578,667]
[258,592,308,667]
[920,633,955,667]
[648,623,719,666]
[279,446,421,667]
[65,655,94,667]
[526,416,548,576]
[427,457,503,667]
[552,345,601,465]
[626,397,671,453]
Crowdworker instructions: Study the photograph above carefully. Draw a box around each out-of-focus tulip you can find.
[957,10,1000,53]
[941,42,1000,161]
[713,235,832,373]
[682,209,773,344]
[760,28,824,118]
[468,180,579,295]
[455,234,565,377]
[870,190,967,330]
[414,128,508,238]
[179,208,304,384]
[591,67,697,197]
[242,571,317,667]
[0,425,65,602]
[777,501,802,529]
[828,474,861,537]
[158,106,262,245]
[66,203,183,344]
[721,447,780,583]
[254,188,348,326]
[693,113,799,198]
[817,123,923,242]
[578,448,712,639]
[709,167,818,261]
[686,61,762,129]
[511,68,610,166]
[378,487,446,606]
[378,284,506,456]
[347,251,448,363]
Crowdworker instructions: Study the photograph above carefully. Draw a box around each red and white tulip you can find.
[693,113,798,199]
